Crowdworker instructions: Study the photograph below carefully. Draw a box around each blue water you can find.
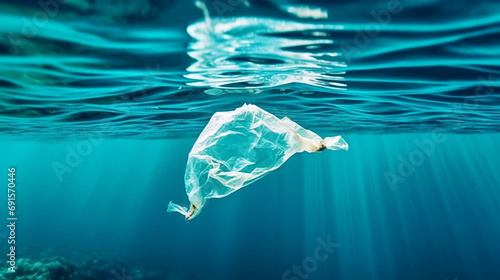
[0,0,499,279]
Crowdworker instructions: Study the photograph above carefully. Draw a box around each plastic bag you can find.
[168,104,348,219]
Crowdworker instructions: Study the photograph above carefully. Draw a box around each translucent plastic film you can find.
[168,104,348,219]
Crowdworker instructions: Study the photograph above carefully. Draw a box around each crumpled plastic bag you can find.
[168,104,348,219]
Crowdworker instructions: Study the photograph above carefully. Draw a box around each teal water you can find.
[1,0,500,279]
[1,1,499,136]
[1,134,499,279]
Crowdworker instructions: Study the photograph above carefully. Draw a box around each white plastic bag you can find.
[168,104,348,219]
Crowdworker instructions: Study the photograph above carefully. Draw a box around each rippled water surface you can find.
[1,0,499,138]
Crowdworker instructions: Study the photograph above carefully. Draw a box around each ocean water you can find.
[0,0,499,279]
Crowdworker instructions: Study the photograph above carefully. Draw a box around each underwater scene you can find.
[1,0,500,279]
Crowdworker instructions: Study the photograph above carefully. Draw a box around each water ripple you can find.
[0,1,499,139]
[185,17,346,92]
